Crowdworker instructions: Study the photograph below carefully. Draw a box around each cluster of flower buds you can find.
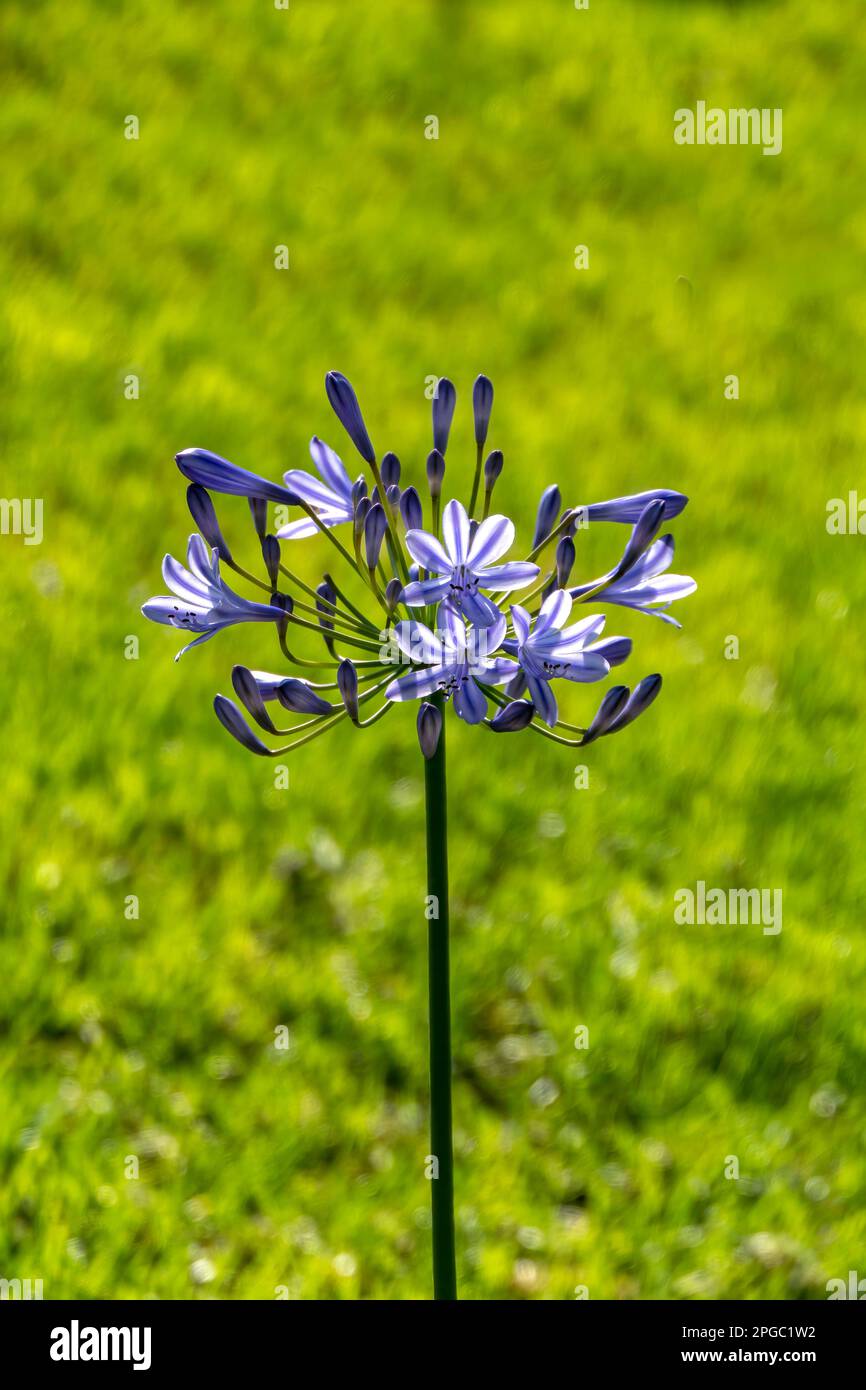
[143,373,695,760]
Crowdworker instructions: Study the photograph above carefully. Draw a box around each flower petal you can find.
[557,652,611,683]
[510,604,531,647]
[539,613,606,655]
[525,672,559,727]
[392,619,444,665]
[534,588,573,636]
[442,498,470,564]
[453,675,487,724]
[385,666,449,702]
[283,469,348,513]
[467,514,514,570]
[401,577,452,607]
[477,561,539,592]
[586,635,632,667]
[462,590,504,629]
[476,657,520,684]
[309,436,353,501]
[404,528,453,574]
[161,553,212,606]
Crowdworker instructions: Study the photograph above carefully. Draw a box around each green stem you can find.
[468,442,483,517]
[423,693,457,1301]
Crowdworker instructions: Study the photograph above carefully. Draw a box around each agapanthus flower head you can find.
[143,372,694,758]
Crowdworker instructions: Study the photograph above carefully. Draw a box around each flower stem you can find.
[423,692,457,1301]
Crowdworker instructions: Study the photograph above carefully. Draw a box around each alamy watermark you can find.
[674,103,782,157]
[674,881,782,935]
[0,497,43,545]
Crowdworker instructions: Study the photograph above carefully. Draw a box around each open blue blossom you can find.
[570,534,696,627]
[385,602,517,724]
[401,499,539,626]
[278,436,354,540]
[141,535,284,659]
[145,371,694,759]
[504,590,612,727]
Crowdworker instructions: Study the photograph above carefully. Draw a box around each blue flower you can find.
[325,371,376,464]
[278,436,354,539]
[582,488,688,524]
[401,499,539,626]
[385,602,518,724]
[176,448,297,505]
[570,534,696,627]
[504,590,612,727]
[142,535,284,659]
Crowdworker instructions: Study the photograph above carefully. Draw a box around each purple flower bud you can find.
[316,579,337,631]
[365,502,387,570]
[214,694,273,756]
[417,701,442,759]
[325,371,375,464]
[426,449,446,499]
[483,449,503,490]
[606,674,662,734]
[384,577,403,615]
[472,375,494,447]
[381,452,401,489]
[351,475,368,508]
[277,679,334,716]
[591,635,632,667]
[615,499,666,579]
[581,685,630,745]
[270,590,293,637]
[490,700,534,732]
[432,378,456,454]
[354,494,371,543]
[248,496,267,539]
[386,484,401,510]
[231,665,280,734]
[555,535,575,588]
[261,534,281,589]
[532,485,561,549]
[585,489,688,524]
[177,448,298,506]
[337,659,360,723]
[400,485,423,531]
[186,484,233,563]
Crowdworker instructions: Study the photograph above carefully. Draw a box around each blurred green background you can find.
[2,0,865,1300]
